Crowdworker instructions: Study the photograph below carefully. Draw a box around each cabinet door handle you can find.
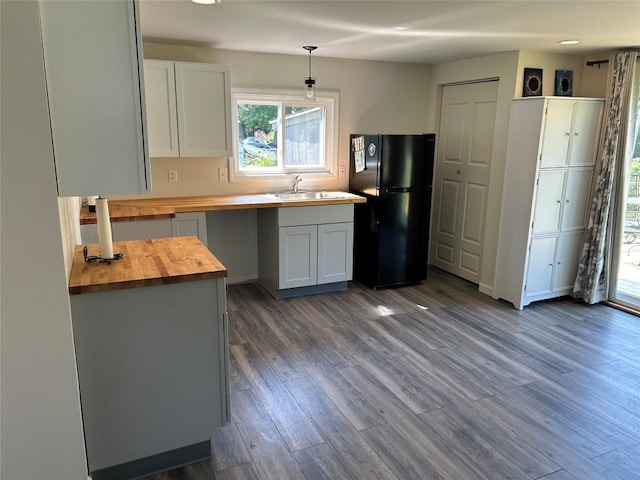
[574,132,580,136]
[557,199,562,203]
[566,131,571,136]
[549,263,554,266]
[566,199,570,203]
[557,261,563,265]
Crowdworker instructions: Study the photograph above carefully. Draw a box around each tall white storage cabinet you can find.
[494,97,604,309]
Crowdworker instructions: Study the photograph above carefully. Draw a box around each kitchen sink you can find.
[272,191,346,200]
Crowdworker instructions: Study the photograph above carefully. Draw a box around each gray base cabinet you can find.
[258,205,354,298]
[70,279,229,475]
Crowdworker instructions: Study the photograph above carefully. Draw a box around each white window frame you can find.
[229,87,339,183]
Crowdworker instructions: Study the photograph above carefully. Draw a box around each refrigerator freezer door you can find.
[379,134,435,189]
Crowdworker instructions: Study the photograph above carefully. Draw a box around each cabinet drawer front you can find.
[278,204,354,227]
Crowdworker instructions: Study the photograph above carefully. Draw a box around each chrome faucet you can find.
[292,174,302,193]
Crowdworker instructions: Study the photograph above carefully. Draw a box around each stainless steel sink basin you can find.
[272,191,345,200]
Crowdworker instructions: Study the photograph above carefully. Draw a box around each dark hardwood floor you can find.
[143,268,640,480]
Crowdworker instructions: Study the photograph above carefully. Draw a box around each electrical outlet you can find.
[168,169,178,183]
[338,165,346,177]
[218,167,228,182]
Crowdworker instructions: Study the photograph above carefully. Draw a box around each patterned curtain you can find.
[573,51,638,304]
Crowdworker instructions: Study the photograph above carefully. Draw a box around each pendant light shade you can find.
[303,46,317,101]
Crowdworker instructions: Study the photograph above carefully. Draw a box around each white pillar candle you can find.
[96,197,114,259]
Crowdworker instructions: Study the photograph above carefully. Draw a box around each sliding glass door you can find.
[611,92,640,310]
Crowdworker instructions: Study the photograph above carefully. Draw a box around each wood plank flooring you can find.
[142,268,640,480]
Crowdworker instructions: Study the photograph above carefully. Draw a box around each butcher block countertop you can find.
[69,236,227,295]
[79,192,366,225]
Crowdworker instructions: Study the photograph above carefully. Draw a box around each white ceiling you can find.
[139,0,640,65]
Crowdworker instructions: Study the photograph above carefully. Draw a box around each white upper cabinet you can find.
[144,60,232,158]
[540,99,603,168]
[143,61,179,157]
[38,0,150,196]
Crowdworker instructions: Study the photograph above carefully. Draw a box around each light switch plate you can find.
[218,167,228,182]
[168,169,178,183]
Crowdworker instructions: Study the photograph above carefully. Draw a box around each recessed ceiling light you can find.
[558,39,580,45]
[394,26,409,30]
[191,0,220,4]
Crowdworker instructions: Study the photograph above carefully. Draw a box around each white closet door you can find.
[532,170,565,234]
[431,80,498,283]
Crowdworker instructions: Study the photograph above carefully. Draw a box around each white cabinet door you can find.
[38,0,149,196]
[175,63,232,157]
[532,170,565,235]
[540,100,574,168]
[172,212,208,247]
[278,225,318,289]
[568,101,603,166]
[525,236,557,298]
[552,231,584,292]
[317,223,354,284]
[144,60,179,157]
[561,168,594,231]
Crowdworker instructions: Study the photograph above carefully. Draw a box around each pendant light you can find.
[303,45,318,101]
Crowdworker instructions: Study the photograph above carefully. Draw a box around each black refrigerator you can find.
[349,133,435,288]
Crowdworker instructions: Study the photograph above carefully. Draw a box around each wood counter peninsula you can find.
[69,237,229,480]
[79,192,367,224]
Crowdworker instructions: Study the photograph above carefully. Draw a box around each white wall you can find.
[140,42,431,197]
[0,2,88,479]
[515,51,587,98]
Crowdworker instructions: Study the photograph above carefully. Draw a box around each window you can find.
[230,88,339,179]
